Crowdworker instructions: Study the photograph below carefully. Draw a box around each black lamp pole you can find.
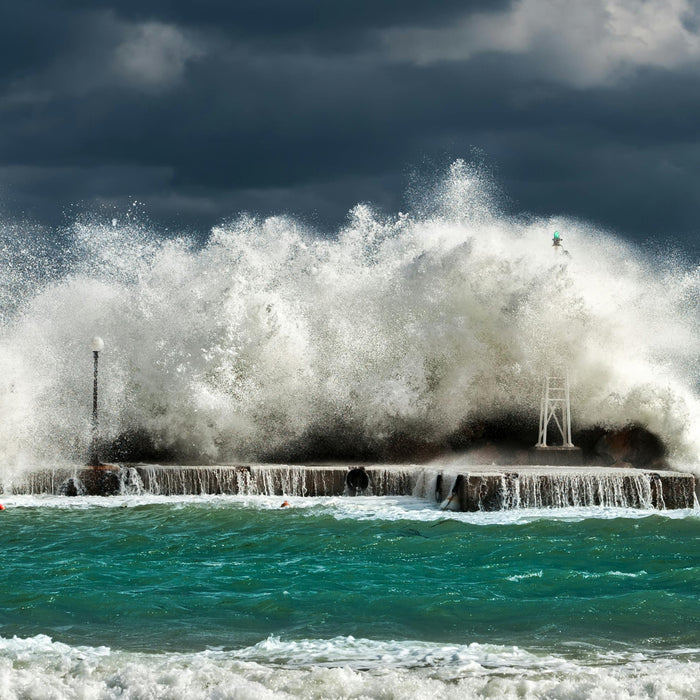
[89,337,104,466]
[92,349,99,422]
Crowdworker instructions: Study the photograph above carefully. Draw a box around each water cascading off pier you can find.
[2,464,695,509]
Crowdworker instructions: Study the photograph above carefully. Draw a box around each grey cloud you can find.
[0,10,204,100]
[78,1,513,51]
[0,0,698,257]
[112,21,204,90]
[381,0,700,88]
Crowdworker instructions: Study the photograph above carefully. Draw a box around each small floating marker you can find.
[280,500,291,508]
[0,504,5,510]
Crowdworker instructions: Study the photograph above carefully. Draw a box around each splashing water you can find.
[0,160,699,473]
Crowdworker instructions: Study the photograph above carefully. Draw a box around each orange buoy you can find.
[0,504,5,510]
[280,500,291,508]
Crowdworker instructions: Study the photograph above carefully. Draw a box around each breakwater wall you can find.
[1,465,415,499]
[427,468,696,510]
[1,464,696,510]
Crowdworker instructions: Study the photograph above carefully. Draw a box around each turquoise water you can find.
[2,495,700,698]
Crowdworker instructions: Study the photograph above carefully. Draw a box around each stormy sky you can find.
[2,0,700,253]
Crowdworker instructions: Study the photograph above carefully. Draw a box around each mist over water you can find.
[1,160,699,473]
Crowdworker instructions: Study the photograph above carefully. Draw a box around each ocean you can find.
[1,494,699,698]
[1,161,700,698]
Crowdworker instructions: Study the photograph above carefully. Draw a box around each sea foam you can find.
[1,633,699,700]
[2,493,698,525]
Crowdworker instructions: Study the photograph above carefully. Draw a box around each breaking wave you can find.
[3,633,700,700]
[1,160,699,472]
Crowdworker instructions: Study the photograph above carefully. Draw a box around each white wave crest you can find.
[1,633,700,700]
[1,160,699,472]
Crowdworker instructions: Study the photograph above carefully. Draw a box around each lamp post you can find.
[89,336,104,466]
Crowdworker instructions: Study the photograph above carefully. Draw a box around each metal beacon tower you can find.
[530,232,583,465]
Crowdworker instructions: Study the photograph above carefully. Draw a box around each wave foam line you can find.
[2,634,700,699]
[2,493,699,523]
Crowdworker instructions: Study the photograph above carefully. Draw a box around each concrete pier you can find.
[430,465,696,510]
[1,463,696,510]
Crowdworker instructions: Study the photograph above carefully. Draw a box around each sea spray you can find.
[0,160,699,472]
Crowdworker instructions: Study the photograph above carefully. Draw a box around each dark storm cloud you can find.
[0,3,72,82]
[1,0,700,254]
[63,0,512,49]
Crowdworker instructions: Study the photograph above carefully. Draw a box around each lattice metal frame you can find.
[536,374,573,447]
